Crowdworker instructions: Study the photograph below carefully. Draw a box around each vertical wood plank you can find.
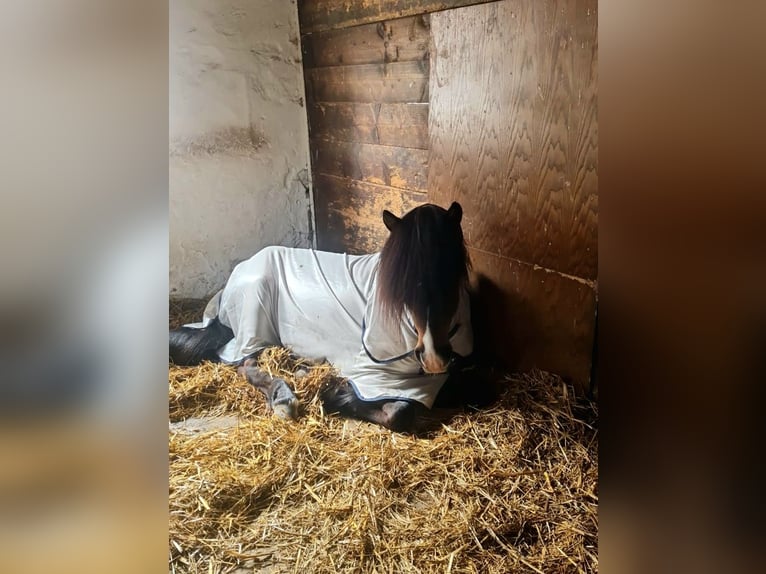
[468,248,597,389]
[428,0,598,391]
[429,0,597,279]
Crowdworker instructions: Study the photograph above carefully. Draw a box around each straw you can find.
[169,301,598,573]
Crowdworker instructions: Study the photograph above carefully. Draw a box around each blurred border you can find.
[0,1,168,573]
[600,1,765,572]
[1,1,765,572]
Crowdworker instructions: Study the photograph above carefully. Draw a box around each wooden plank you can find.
[307,102,428,148]
[302,15,431,68]
[468,248,597,392]
[313,174,426,254]
[305,61,428,103]
[428,0,598,280]
[376,102,429,147]
[298,0,499,33]
[311,139,428,191]
[308,103,379,144]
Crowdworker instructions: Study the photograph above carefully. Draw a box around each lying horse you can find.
[170,202,489,431]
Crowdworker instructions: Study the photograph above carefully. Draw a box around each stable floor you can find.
[168,301,598,574]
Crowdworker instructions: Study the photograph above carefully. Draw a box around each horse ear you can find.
[447,201,463,223]
[382,210,401,231]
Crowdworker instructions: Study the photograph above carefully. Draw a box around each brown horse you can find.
[170,202,493,431]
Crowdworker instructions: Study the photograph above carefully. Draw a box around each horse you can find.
[169,202,494,432]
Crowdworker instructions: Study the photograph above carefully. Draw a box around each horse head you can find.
[377,202,470,374]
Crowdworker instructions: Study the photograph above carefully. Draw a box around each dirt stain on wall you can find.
[170,126,267,157]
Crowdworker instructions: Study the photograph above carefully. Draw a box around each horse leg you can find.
[169,317,233,365]
[347,399,416,431]
[433,358,500,410]
[321,383,419,432]
[237,359,299,420]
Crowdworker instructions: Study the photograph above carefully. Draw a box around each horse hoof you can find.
[272,398,299,420]
[271,379,299,420]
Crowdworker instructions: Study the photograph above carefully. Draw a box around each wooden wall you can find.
[299,0,497,33]
[299,0,499,254]
[301,13,432,254]
[428,0,598,389]
[299,0,598,392]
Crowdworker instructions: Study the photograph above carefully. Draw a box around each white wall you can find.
[170,0,313,298]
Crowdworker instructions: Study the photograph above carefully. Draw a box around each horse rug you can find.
[188,246,473,408]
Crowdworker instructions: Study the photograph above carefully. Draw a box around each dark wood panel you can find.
[376,102,428,148]
[298,0,499,33]
[302,5,434,255]
[468,248,597,392]
[313,174,426,254]
[302,15,430,68]
[311,139,428,191]
[308,102,428,148]
[428,0,598,280]
[306,61,429,103]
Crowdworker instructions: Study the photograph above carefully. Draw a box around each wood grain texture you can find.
[313,174,427,253]
[298,0,498,33]
[302,15,431,68]
[468,248,597,391]
[305,61,429,103]
[311,139,428,191]
[428,0,598,280]
[307,102,429,148]
[302,6,434,254]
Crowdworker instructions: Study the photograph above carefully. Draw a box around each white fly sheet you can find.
[189,246,473,408]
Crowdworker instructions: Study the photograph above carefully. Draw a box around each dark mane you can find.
[376,204,470,324]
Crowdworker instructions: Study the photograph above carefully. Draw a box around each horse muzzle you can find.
[415,350,458,375]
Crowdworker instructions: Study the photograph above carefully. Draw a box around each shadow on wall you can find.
[469,274,546,379]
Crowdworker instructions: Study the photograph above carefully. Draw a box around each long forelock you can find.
[376,207,470,325]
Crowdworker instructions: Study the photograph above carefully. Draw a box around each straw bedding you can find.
[169,300,598,573]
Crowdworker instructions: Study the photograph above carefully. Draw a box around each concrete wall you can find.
[170,0,313,298]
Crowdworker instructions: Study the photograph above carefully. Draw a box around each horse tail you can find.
[169,317,233,366]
